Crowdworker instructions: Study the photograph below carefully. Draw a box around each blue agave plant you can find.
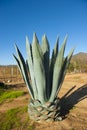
[13,33,74,121]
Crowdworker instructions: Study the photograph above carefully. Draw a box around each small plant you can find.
[14,33,74,121]
[0,82,7,89]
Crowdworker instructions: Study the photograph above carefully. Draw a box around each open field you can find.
[0,73,87,130]
[0,66,23,83]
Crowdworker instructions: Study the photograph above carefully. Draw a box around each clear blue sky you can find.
[0,0,87,65]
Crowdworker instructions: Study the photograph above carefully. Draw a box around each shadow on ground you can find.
[6,83,26,89]
[0,82,26,90]
[60,84,87,118]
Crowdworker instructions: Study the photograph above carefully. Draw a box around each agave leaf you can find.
[14,44,34,99]
[32,33,46,104]
[14,54,32,86]
[52,36,59,60]
[26,36,38,99]
[26,59,32,84]
[49,36,67,102]
[13,54,22,73]
[41,34,50,99]
[56,47,75,95]
[49,36,59,97]
[13,54,32,92]
[26,60,30,74]
[50,36,59,66]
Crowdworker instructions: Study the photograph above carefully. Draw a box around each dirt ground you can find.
[0,73,87,130]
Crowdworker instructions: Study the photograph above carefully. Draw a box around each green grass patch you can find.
[0,90,25,104]
[0,88,5,96]
[0,106,35,130]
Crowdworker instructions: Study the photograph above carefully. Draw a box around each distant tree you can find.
[67,62,74,72]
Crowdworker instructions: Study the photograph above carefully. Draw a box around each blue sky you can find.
[0,0,87,65]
